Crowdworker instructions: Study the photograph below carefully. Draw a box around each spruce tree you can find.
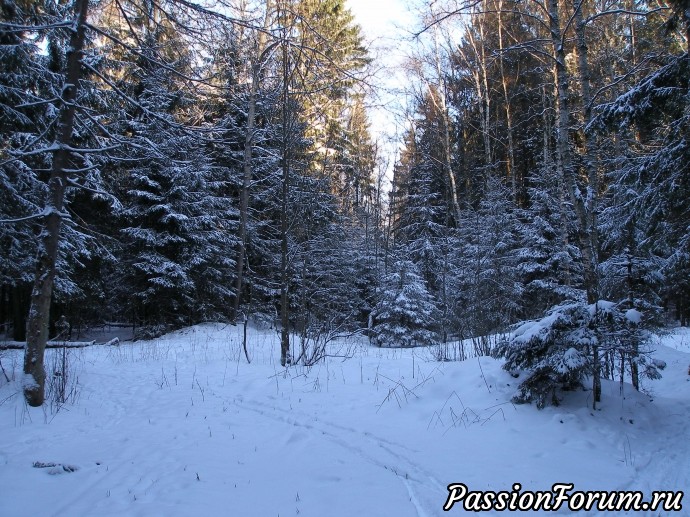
[370,260,439,348]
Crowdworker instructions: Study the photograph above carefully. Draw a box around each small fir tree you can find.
[497,300,665,409]
[370,260,439,348]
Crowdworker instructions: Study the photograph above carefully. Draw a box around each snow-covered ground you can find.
[1,324,688,516]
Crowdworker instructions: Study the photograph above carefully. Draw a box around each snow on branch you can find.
[0,207,69,225]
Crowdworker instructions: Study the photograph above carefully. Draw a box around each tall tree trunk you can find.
[549,0,598,303]
[574,0,600,282]
[497,1,518,201]
[430,22,462,225]
[544,80,571,285]
[574,0,602,403]
[626,251,640,389]
[466,23,492,172]
[477,16,492,172]
[232,1,273,321]
[23,0,89,407]
[279,29,291,367]
[548,0,600,406]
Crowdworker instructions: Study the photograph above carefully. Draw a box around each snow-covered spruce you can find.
[496,301,665,409]
[369,260,440,348]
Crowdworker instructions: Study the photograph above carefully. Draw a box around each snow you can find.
[1,324,689,516]
[557,347,586,372]
[19,373,38,390]
[625,308,642,324]
[588,300,616,316]
[511,311,559,343]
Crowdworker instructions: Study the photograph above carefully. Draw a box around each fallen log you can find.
[0,337,119,351]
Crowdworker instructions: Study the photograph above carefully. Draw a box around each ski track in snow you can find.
[2,325,689,517]
[223,392,444,517]
[597,335,690,516]
[642,406,690,491]
[612,396,690,513]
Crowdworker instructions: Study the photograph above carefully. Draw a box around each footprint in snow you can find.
[33,461,79,474]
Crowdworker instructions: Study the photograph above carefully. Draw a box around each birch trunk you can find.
[574,0,602,402]
[574,0,599,276]
[466,23,493,171]
[431,23,462,225]
[548,0,600,406]
[497,1,517,201]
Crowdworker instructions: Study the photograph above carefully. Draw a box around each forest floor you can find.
[0,323,688,516]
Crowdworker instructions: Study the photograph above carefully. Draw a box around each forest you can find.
[1,0,689,408]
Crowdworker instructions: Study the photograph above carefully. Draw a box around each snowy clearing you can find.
[1,325,688,516]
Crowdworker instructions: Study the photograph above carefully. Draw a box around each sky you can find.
[345,0,421,178]
[346,0,417,41]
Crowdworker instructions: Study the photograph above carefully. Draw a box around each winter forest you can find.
[1,0,690,410]
[2,0,690,514]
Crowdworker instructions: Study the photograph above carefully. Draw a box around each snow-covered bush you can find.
[369,260,439,348]
[496,300,664,409]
